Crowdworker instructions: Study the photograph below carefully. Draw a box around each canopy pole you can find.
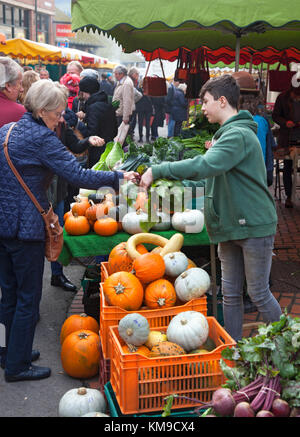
[235,35,241,72]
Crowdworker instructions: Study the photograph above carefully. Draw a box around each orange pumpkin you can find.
[108,242,148,274]
[144,279,176,309]
[134,191,148,212]
[71,196,90,216]
[132,253,165,284]
[122,344,151,357]
[150,341,186,357]
[103,271,144,311]
[61,330,100,378]
[187,258,197,269]
[63,210,73,222]
[85,200,99,222]
[94,217,118,236]
[60,313,99,345]
[64,214,90,235]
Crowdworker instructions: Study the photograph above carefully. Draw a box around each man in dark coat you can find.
[99,73,114,98]
[79,76,118,168]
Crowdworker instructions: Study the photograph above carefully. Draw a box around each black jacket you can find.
[100,79,114,97]
[84,90,118,167]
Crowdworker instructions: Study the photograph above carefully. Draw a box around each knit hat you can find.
[231,71,259,93]
[79,76,100,94]
[59,73,80,95]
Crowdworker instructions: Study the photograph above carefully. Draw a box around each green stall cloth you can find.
[58,227,211,266]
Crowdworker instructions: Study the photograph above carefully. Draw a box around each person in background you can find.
[39,68,50,80]
[272,78,300,208]
[150,95,166,141]
[0,79,139,382]
[78,75,118,167]
[18,70,40,105]
[71,68,99,113]
[0,57,26,128]
[128,67,141,138]
[23,66,33,72]
[80,68,99,81]
[59,72,81,110]
[135,80,152,143]
[165,80,179,137]
[140,74,282,342]
[66,60,83,76]
[171,83,188,136]
[100,72,114,99]
[112,65,135,126]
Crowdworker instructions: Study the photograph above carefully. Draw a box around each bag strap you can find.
[2,123,46,215]
[145,50,166,79]
[276,51,290,71]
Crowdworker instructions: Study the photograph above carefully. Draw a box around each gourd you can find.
[64,214,90,236]
[85,200,99,223]
[166,311,209,352]
[122,209,150,234]
[171,209,204,233]
[58,387,106,417]
[163,252,189,278]
[94,217,118,236]
[118,313,150,346]
[150,341,186,357]
[60,313,99,345]
[107,204,128,223]
[126,233,184,260]
[132,253,165,284]
[81,412,110,417]
[107,242,148,274]
[71,196,90,216]
[144,279,176,309]
[60,330,100,379]
[174,267,211,302]
[122,344,151,357]
[103,272,144,311]
[145,330,168,349]
[151,211,171,231]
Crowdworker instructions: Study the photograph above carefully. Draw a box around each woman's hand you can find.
[76,111,85,121]
[89,136,105,147]
[123,171,141,183]
[140,168,153,190]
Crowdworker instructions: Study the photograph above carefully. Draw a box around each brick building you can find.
[0,0,55,44]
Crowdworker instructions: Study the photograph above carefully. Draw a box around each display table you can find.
[58,226,218,318]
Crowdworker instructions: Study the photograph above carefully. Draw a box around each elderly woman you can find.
[0,79,138,382]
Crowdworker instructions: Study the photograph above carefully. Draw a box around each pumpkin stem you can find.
[157,298,166,307]
[181,272,188,278]
[180,319,188,325]
[126,343,138,353]
[126,328,133,337]
[114,282,126,294]
[77,387,87,395]
[77,332,90,339]
[80,313,88,318]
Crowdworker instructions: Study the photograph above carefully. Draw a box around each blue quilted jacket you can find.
[0,112,123,241]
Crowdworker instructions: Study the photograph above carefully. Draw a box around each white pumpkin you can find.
[175,267,211,302]
[58,387,106,417]
[152,211,171,231]
[171,209,204,233]
[81,411,110,417]
[167,311,209,352]
[122,210,150,234]
[118,313,150,346]
[163,252,189,278]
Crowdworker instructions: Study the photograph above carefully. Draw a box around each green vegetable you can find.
[92,142,114,171]
[105,141,124,170]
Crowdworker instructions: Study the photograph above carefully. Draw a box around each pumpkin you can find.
[85,200,99,222]
[126,233,184,260]
[163,252,189,278]
[150,341,186,357]
[60,313,99,345]
[145,330,168,349]
[122,344,151,357]
[122,209,150,234]
[63,210,73,222]
[58,387,106,417]
[134,191,148,212]
[103,271,144,311]
[64,214,90,236]
[144,279,176,309]
[132,252,165,284]
[174,267,211,302]
[94,217,118,236]
[171,209,204,233]
[187,258,197,269]
[107,242,148,274]
[81,412,110,417]
[71,196,90,216]
[166,311,209,352]
[60,330,100,379]
[107,204,128,223]
[151,210,171,231]
[118,313,150,346]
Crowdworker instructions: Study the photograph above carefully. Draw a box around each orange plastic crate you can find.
[99,283,207,359]
[100,262,110,282]
[108,317,236,415]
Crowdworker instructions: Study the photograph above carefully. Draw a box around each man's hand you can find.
[123,171,140,183]
[89,136,105,147]
[205,140,212,149]
[76,111,85,121]
[140,168,153,190]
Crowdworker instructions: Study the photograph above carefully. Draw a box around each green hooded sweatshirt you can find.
[152,110,277,244]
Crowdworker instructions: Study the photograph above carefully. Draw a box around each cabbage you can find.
[105,141,124,170]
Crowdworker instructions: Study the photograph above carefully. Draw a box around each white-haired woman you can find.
[0,56,26,127]
[0,79,138,382]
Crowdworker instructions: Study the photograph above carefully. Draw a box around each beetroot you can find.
[211,388,236,416]
[256,410,274,417]
[234,402,255,417]
[271,398,290,417]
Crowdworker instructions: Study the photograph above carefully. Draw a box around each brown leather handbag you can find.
[143,52,167,97]
[269,52,296,92]
[2,123,64,262]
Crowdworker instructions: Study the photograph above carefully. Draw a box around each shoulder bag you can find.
[269,52,296,92]
[2,123,63,262]
[143,51,167,97]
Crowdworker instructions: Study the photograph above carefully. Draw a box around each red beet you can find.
[256,410,275,417]
[271,398,290,417]
[211,388,236,417]
[234,402,255,417]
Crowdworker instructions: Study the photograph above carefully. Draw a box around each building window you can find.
[37,13,49,43]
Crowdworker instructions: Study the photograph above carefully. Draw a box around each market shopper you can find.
[140,74,282,341]
[170,83,188,136]
[272,79,300,208]
[66,60,83,76]
[150,95,166,141]
[135,81,153,143]
[0,79,139,382]
[112,65,135,126]
[19,70,40,105]
[0,57,26,128]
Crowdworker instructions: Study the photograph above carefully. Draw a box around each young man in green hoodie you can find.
[140,74,282,341]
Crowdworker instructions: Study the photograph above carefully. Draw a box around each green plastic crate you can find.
[104,382,199,418]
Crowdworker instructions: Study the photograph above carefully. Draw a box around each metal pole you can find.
[235,35,240,72]
[35,0,38,42]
